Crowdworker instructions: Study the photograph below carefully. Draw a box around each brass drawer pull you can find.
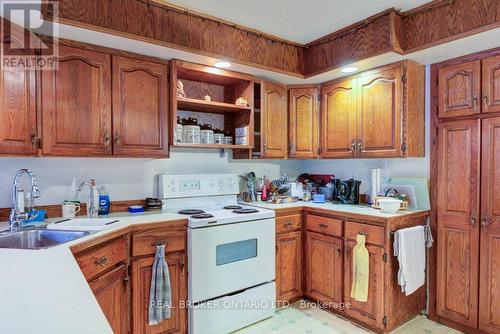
[319,223,328,229]
[283,222,293,228]
[95,256,108,267]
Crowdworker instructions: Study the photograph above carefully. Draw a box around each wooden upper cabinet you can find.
[320,79,357,158]
[276,231,302,303]
[89,264,128,334]
[132,253,187,334]
[479,117,500,334]
[305,231,343,305]
[436,119,480,328]
[0,33,37,155]
[438,60,481,118]
[112,56,168,157]
[344,240,385,330]
[41,45,112,156]
[482,55,500,114]
[288,87,319,158]
[261,81,287,158]
[356,66,403,158]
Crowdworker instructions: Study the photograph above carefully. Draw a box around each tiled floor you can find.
[235,300,462,334]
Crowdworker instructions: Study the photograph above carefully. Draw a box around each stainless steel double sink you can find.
[0,228,93,250]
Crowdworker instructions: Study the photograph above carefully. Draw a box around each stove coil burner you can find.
[233,208,259,214]
[178,209,205,215]
[223,205,243,210]
[191,213,215,219]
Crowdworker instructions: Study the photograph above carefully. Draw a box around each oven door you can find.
[188,218,275,302]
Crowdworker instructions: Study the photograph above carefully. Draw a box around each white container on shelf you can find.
[224,136,233,145]
[235,136,248,145]
[214,133,224,144]
[200,130,215,144]
[235,126,249,137]
[183,125,201,144]
[175,123,183,143]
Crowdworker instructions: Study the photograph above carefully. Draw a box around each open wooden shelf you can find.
[171,143,253,149]
[177,97,251,114]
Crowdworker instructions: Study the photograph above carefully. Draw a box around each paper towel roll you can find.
[370,169,381,204]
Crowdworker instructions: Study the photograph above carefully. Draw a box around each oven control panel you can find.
[159,174,239,198]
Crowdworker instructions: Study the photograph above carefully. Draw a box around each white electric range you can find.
[159,174,276,334]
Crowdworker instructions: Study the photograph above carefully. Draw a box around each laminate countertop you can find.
[0,211,187,334]
[248,201,429,221]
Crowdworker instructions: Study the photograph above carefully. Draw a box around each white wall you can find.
[0,66,431,208]
[0,150,301,208]
[301,65,431,195]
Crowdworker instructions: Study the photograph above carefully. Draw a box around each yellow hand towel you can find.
[351,234,369,302]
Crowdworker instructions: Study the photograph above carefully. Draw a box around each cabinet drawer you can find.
[306,214,342,237]
[345,221,384,246]
[276,214,302,234]
[132,229,185,257]
[76,237,127,280]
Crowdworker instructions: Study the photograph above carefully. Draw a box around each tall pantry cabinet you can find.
[433,50,500,334]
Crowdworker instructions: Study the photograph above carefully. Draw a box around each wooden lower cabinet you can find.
[343,240,385,330]
[276,230,303,304]
[131,253,187,334]
[89,264,128,334]
[305,231,343,305]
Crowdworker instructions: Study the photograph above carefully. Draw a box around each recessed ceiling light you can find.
[340,66,358,73]
[214,61,231,68]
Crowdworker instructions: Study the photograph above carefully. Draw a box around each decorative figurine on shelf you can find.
[176,80,186,98]
[204,95,211,102]
[235,97,248,106]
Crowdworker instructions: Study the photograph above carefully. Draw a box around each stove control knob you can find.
[218,181,225,191]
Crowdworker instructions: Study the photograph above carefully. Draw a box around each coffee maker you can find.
[331,178,361,204]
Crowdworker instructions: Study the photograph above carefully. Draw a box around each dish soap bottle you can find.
[98,186,110,215]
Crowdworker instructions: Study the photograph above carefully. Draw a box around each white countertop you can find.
[248,200,427,218]
[0,210,187,334]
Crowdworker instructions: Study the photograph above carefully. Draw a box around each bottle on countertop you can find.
[98,186,110,215]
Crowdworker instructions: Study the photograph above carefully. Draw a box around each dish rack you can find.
[371,196,409,210]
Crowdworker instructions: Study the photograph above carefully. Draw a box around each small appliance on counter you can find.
[145,197,163,211]
[336,179,362,204]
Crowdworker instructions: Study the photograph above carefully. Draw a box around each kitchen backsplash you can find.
[0,150,301,208]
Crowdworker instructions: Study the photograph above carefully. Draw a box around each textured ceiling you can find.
[163,0,432,44]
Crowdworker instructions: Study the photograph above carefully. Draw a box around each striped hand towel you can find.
[149,244,172,325]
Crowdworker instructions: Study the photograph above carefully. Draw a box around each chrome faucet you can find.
[9,169,41,232]
[78,179,98,218]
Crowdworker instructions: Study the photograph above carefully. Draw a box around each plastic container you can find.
[98,186,110,215]
[378,198,402,213]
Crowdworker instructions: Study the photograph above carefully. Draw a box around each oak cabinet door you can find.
[261,81,287,158]
[131,253,187,334]
[320,79,357,158]
[482,55,500,114]
[276,231,302,304]
[479,117,500,334]
[89,265,128,334]
[305,231,343,305]
[112,56,168,157]
[436,119,480,328]
[0,29,37,155]
[288,87,319,158]
[343,240,384,330]
[41,45,112,156]
[356,66,403,158]
[438,60,481,118]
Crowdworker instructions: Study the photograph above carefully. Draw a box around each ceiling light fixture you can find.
[214,61,231,68]
[340,66,358,73]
